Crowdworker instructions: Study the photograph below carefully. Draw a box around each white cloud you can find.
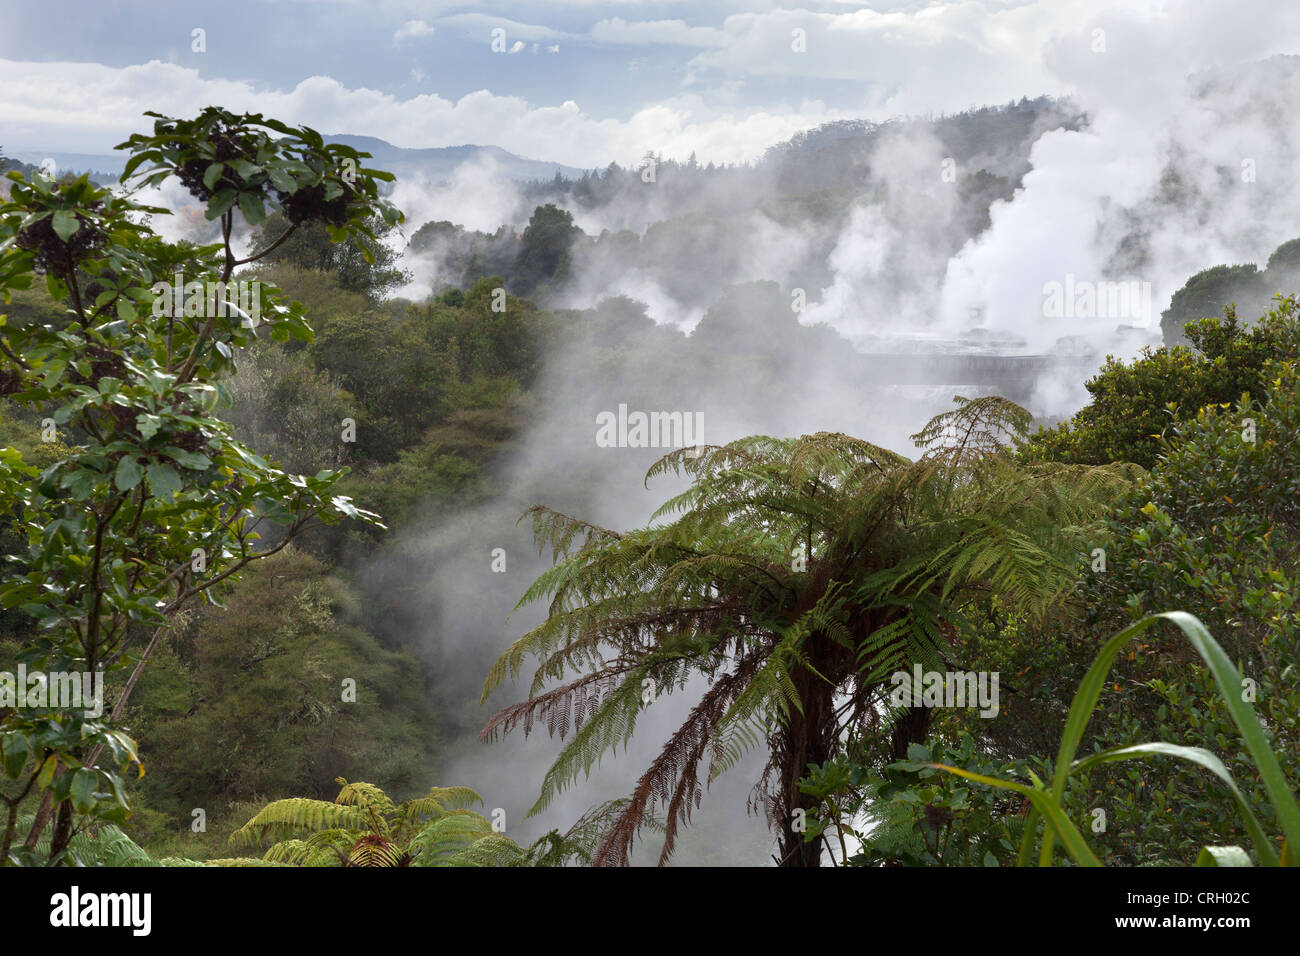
[393,19,436,43]
[437,13,569,44]
[0,57,845,167]
[590,18,725,48]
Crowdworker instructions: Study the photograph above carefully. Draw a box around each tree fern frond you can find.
[229,798,368,848]
[447,833,527,867]
[408,813,496,867]
[203,857,293,866]
[484,403,1137,866]
[347,834,405,867]
[525,671,646,817]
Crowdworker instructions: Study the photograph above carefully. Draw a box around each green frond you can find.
[526,671,646,817]
[551,797,665,866]
[521,505,621,562]
[447,834,527,867]
[13,815,201,867]
[408,813,497,867]
[347,834,406,867]
[912,395,1033,457]
[203,857,293,867]
[229,798,368,848]
[394,788,483,834]
[260,828,359,866]
[333,778,398,835]
[423,785,483,809]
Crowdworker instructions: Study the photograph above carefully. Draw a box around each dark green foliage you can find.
[121,547,438,854]
[922,356,1300,865]
[1161,264,1264,347]
[802,740,1030,866]
[0,107,392,864]
[1160,236,1300,347]
[250,209,409,302]
[408,220,520,295]
[1071,362,1300,863]
[309,310,455,461]
[1020,296,1300,467]
[512,204,581,295]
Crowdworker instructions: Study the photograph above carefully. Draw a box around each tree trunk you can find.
[890,705,933,761]
[49,798,73,861]
[776,654,839,867]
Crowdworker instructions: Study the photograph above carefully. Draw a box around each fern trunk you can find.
[775,638,842,867]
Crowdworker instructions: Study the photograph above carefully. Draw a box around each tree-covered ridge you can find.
[1160,236,1300,346]
[407,98,1080,306]
[1018,297,1300,468]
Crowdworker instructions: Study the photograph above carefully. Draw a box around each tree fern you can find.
[229,798,369,848]
[228,779,536,867]
[16,815,204,867]
[482,396,1138,866]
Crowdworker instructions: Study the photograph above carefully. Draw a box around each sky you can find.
[5,0,1300,168]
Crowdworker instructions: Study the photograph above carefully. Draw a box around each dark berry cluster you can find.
[68,343,128,386]
[15,205,105,276]
[0,368,22,396]
[176,127,260,200]
[276,181,354,227]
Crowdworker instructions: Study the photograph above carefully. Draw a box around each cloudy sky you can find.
[2,1,1298,167]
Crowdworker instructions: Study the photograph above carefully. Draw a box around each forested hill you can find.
[324,136,588,183]
[408,97,1086,318]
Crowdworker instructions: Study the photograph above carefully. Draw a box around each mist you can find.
[332,34,1300,865]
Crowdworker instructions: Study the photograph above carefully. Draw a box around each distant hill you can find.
[325,135,589,183]
[7,150,122,183]
[9,138,588,185]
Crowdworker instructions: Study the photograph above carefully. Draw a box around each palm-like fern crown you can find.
[482,396,1140,865]
[229,778,499,866]
[225,778,618,866]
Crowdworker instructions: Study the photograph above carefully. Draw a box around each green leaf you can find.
[36,755,57,790]
[70,768,97,814]
[145,462,182,499]
[237,191,266,226]
[206,189,237,221]
[135,414,163,441]
[63,468,98,500]
[114,456,144,491]
[1196,846,1252,867]
[1073,741,1277,867]
[51,210,81,242]
[163,447,212,470]
[928,763,1101,867]
[1,733,30,779]
[119,151,151,183]
[267,167,296,193]
[1158,612,1300,861]
[1040,611,1300,867]
[203,162,225,192]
